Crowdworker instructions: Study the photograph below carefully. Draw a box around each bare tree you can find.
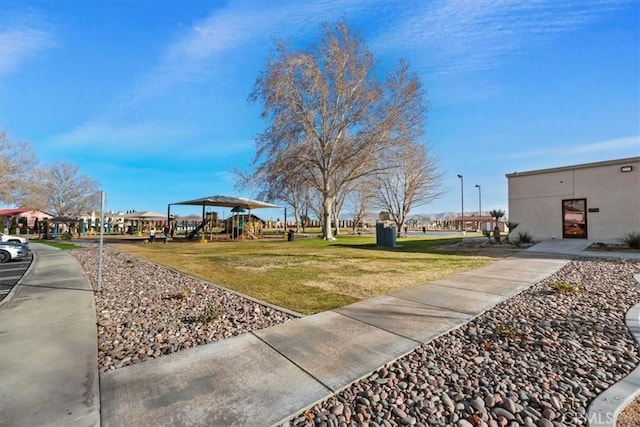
[234,149,312,232]
[298,192,312,232]
[344,179,375,233]
[0,129,38,206]
[249,21,426,239]
[269,178,312,233]
[372,143,443,237]
[308,188,324,227]
[30,163,101,216]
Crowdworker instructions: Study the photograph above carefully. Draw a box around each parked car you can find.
[0,232,29,244]
[0,241,30,263]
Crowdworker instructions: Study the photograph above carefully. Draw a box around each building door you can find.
[562,199,587,239]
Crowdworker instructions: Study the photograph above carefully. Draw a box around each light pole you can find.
[475,184,481,232]
[457,174,464,235]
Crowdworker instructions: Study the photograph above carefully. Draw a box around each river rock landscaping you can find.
[71,245,297,372]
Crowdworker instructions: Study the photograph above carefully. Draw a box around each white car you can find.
[0,232,29,244]
[0,242,29,263]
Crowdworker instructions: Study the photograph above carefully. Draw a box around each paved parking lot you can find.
[0,253,33,302]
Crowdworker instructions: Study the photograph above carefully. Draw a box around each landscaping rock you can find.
[71,245,296,372]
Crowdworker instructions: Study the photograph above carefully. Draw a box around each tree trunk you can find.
[294,208,301,233]
[322,195,335,240]
[396,221,406,239]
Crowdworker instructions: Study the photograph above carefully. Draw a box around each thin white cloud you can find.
[132,0,380,100]
[47,119,254,161]
[49,120,192,151]
[131,3,295,99]
[130,0,633,103]
[506,136,640,159]
[372,0,633,77]
[0,27,55,78]
[179,139,255,158]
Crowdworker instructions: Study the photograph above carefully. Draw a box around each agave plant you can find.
[505,221,519,243]
[620,231,640,249]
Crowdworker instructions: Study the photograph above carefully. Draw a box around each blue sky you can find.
[1,0,638,220]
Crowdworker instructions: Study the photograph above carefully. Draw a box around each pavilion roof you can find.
[171,195,278,210]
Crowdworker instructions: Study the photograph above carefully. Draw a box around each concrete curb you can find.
[587,273,640,426]
[102,242,304,318]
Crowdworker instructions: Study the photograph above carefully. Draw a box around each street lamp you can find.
[475,184,481,232]
[457,174,464,235]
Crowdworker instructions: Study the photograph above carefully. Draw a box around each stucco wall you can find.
[507,158,640,241]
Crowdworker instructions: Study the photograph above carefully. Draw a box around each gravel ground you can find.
[282,257,640,427]
[71,245,297,372]
[618,396,640,427]
[71,246,640,426]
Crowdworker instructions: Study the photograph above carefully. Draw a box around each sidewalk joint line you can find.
[330,310,423,345]
[250,332,334,393]
[389,294,488,317]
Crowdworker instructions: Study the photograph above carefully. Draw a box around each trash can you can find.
[376,222,384,246]
[287,229,295,241]
[376,221,397,247]
[385,225,397,247]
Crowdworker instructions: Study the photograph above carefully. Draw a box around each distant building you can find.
[453,214,504,232]
[0,208,54,233]
[506,157,640,241]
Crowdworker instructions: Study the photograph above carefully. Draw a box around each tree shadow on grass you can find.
[335,237,521,259]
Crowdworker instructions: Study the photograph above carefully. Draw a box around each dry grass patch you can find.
[304,255,490,299]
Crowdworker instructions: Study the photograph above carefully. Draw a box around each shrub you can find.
[9,217,18,234]
[198,303,221,323]
[620,231,640,249]
[549,281,580,295]
[493,322,523,340]
[516,231,533,246]
[165,286,191,300]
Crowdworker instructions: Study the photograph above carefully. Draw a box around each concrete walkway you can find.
[0,243,100,427]
[99,240,592,427]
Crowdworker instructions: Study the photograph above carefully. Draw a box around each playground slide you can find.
[187,218,210,240]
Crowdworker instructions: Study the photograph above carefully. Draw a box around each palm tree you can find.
[489,209,505,243]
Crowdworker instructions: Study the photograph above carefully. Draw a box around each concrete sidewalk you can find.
[0,243,100,427]
[100,240,594,427]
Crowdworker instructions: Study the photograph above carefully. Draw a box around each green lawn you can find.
[31,240,82,250]
[116,234,503,314]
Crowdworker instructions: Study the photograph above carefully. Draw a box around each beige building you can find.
[506,157,640,241]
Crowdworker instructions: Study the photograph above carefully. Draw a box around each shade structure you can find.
[171,195,278,210]
[123,211,167,220]
[169,195,279,241]
[120,211,167,236]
